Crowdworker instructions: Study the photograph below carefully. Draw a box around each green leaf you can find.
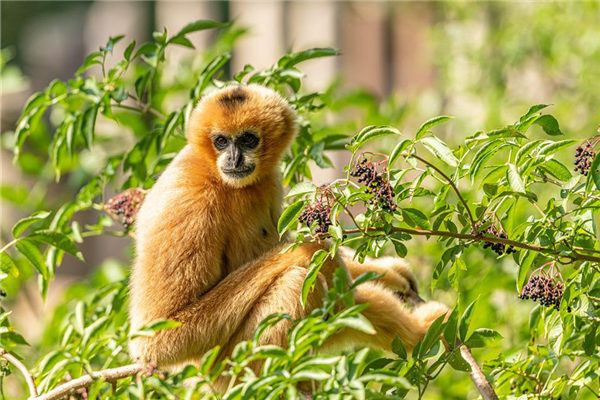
[464,328,502,348]
[301,250,328,307]
[123,40,136,60]
[101,35,124,53]
[200,346,220,376]
[401,208,430,229]
[286,182,317,199]
[420,136,458,167]
[130,319,182,338]
[81,316,109,348]
[448,351,471,372]
[12,211,50,238]
[538,139,577,156]
[533,114,563,136]
[0,252,19,278]
[515,139,544,166]
[458,300,476,341]
[278,48,339,68]
[388,139,412,169]
[590,153,600,191]
[419,314,446,357]
[348,125,401,152]
[81,105,99,149]
[517,251,536,291]
[539,159,572,181]
[338,314,376,335]
[521,104,550,120]
[170,20,228,40]
[415,116,453,140]
[15,239,48,278]
[506,164,525,193]
[29,230,83,261]
[277,200,304,237]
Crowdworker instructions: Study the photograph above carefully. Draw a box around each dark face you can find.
[212,131,261,186]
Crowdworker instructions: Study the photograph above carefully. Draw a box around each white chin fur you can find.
[218,170,259,188]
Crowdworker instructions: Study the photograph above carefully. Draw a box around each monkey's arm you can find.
[129,244,324,366]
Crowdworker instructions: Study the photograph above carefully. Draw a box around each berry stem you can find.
[400,152,477,232]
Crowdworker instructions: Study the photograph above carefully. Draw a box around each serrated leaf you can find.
[506,164,525,193]
[515,139,544,166]
[420,136,458,167]
[29,230,83,261]
[12,211,50,238]
[538,139,577,156]
[415,116,452,140]
[401,208,430,229]
[539,159,572,181]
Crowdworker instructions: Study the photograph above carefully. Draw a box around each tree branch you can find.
[30,363,142,400]
[342,226,600,264]
[0,347,38,398]
[459,345,499,400]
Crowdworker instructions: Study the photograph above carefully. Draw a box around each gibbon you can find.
[128,84,447,371]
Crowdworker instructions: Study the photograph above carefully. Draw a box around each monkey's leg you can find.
[129,242,336,366]
[338,246,423,305]
[322,280,448,353]
[208,265,329,392]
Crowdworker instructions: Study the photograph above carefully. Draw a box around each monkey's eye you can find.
[238,132,259,149]
[213,135,229,151]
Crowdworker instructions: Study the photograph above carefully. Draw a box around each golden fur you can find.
[128,84,447,371]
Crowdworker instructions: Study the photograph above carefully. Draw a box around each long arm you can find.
[129,243,331,366]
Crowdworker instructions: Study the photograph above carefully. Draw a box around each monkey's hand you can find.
[129,336,159,368]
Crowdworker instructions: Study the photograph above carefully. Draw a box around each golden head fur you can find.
[187,84,297,188]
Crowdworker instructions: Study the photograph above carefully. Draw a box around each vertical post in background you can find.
[340,2,387,97]
[285,1,341,186]
[230,1,284,72]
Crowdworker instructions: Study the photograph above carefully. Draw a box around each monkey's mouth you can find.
[221,164,256,178]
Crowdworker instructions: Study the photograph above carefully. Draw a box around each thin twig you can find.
[31,363,143,400]
[0,347,38,398]
[342,226,600,264]
[404,153,477,231]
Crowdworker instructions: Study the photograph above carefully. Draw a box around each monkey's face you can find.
[211,130,261,186]
[188,84,297,188]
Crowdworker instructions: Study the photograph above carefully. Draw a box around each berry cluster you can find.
[298,191,333,234]
[105,188,147,229]
[519,274,567,311]
[350,158,396,212]
[574,140,597,176]
[476,219,516,256]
